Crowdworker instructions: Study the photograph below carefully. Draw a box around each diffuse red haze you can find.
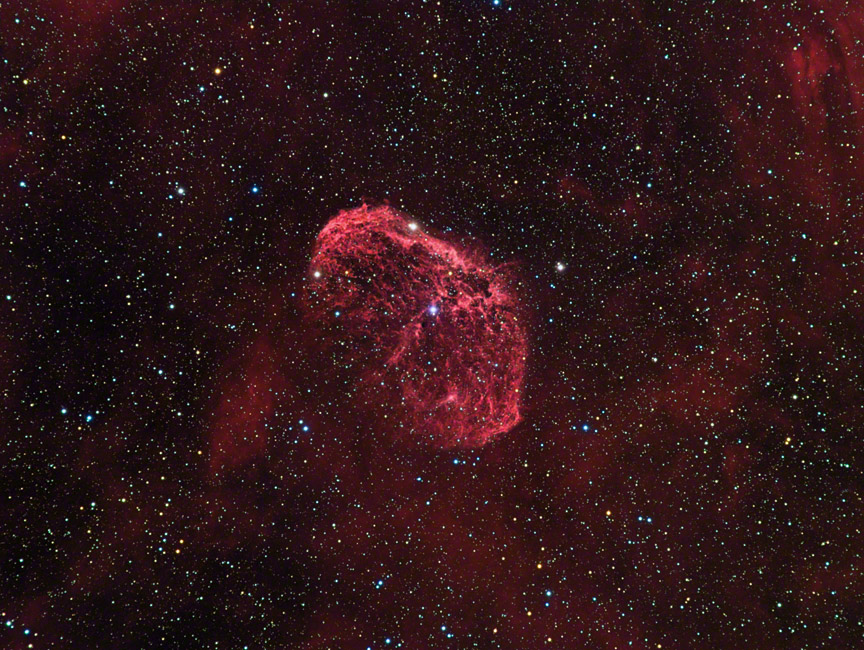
[304,204,527,448]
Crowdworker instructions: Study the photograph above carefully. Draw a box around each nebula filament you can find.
[304,204,527,448]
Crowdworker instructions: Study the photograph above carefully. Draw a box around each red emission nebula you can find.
[303,204,527,448]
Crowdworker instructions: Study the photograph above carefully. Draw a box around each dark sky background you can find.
[2,1,864,648]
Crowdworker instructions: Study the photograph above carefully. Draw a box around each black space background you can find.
[2,1,863,649]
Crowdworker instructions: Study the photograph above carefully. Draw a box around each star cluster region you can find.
[2,1,864,649]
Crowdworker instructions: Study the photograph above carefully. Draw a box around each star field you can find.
[2,1,864,649]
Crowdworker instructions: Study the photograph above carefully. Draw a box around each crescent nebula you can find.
[303,204,527,448]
